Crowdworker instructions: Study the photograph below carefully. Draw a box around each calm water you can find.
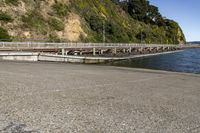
[109,48,200,74]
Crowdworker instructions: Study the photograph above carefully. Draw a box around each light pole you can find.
[103,20,105,43]
[174,35,176,44]
[140,30,143,44]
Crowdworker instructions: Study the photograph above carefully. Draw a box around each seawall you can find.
[0,50,183,63]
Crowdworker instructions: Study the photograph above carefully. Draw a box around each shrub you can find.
[21,10,47,34]
[0,27,11,41]
[5,0,19,6]
[0,12,13,22]
[136,31,147,41]
[48,33,61,42]
[87,15,104,33]
[52,2,69,17]
[49,18,64,31]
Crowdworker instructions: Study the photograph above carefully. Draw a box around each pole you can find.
[141,30,142,44]
[103,20,105,43]
[174,35,175,44]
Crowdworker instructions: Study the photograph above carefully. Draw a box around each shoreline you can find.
[0,59,199,76]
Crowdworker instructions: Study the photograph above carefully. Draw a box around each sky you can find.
[149,0,200,41]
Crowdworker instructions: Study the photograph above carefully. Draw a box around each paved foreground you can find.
[0,61,200,133]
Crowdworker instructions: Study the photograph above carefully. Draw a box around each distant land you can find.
[187,41,200,44]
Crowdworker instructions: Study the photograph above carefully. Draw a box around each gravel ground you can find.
[0,61,200,133]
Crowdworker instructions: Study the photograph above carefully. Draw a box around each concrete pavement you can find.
[0,61,200,132]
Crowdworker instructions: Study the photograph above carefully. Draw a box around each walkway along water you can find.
[0,42,198,63]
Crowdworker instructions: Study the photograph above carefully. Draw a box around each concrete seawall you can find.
[0,52,111,63]
[0,52,38,61]
[0,50,183,63]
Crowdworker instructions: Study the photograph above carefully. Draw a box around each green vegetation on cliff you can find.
[0,0,186,44]
[0,27,11,41]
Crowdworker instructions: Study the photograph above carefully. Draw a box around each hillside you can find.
[0,0,186,44]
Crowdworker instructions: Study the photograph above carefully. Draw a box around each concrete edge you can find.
[0,50,184,64]
[113,66,200,77]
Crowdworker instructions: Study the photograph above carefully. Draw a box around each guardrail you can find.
[0,42,181,49]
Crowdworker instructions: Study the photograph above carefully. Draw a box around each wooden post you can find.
[100,50,104,55]
[65,50,69,55]
[149,47,153,53]
[62,48,65,56]
[129,47,132,53]
[93,48,96,56]
[113,48,117,54]
[123,49,126,53]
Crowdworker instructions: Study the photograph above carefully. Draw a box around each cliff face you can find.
[0,0,186,44]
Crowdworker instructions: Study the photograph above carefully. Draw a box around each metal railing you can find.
[0,42,181,49]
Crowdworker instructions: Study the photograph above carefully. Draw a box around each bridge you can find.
[0,42,197,63]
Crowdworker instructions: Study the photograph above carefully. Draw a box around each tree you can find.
[127,0,149,21]
[147,5,164,26]
[116,0,164,26]
[88,15,104,33]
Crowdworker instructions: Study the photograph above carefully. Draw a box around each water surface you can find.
[109,48,200,74]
